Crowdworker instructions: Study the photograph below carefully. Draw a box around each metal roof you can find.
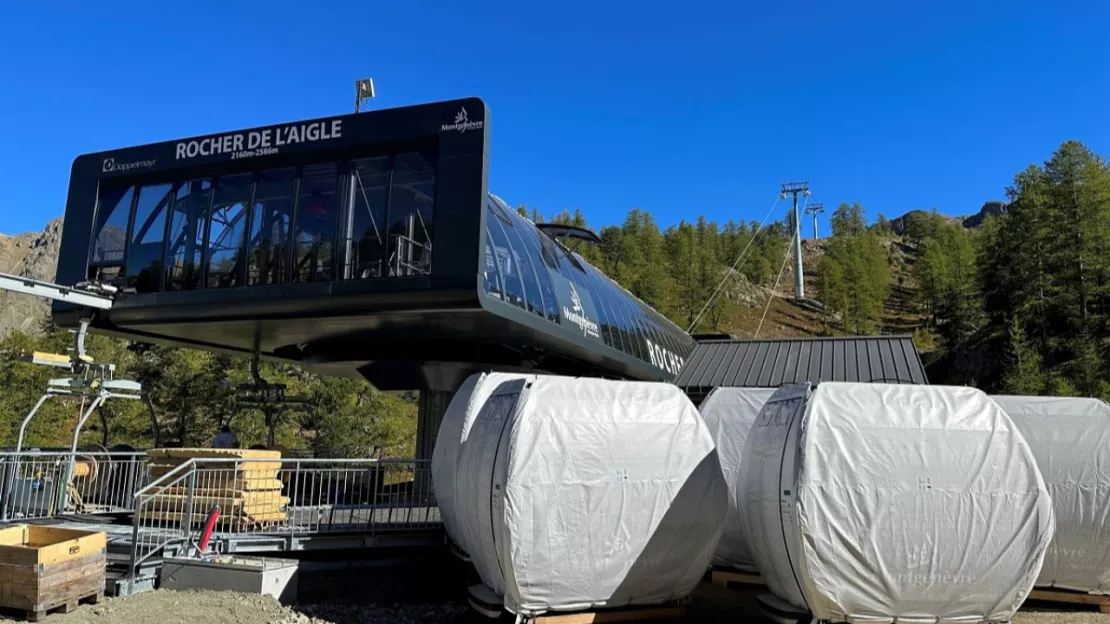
[675,335,928,401]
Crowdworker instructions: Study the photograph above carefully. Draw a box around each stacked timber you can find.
[144,448,288,529]
[0,525,106,621]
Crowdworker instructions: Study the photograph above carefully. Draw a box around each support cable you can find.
[755,199,807,339]
[686,195,782,333]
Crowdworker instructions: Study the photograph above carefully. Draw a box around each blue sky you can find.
[1,0,1107,235]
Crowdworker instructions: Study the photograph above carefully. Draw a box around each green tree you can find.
[830,202,866,237]
[820,230,889,334]
[872,213,892,235]
[1001,317,1046,395]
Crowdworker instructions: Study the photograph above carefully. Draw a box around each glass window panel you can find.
[483,237,505,301]
[126,182,173,293]
[647,314,674,370]
[583,265,621,350]
[165,179,211,291]
[247,168,294,286]
[90,186,133,267]
[654,313,681,363]
[206,173,252,288]
[294,163,340,283]
[609,282,639,359]
[630,306,653,362]
[535,227,563,271]
[507,211,560,322]
[561,253,609,345]
[347,156,390,279]
[484,209,527,309]
[607,275,639,357]
[500,211,544,317]
[587,266,628,352]
[386,151,435,277]
[635,302,662,356]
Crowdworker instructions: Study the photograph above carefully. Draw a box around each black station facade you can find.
[54,97,694,456]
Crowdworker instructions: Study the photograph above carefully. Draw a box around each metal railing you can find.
[341,234,431,280]
[129,457,438,578]
[0,452,149,522]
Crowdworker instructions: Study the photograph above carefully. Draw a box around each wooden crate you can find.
[0,525,106,621]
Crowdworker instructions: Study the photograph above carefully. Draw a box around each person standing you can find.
[211,424,239,449]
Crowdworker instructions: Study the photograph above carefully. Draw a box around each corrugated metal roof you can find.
[675,335,928,401]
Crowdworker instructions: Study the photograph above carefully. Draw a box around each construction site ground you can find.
[4,583,1108,624]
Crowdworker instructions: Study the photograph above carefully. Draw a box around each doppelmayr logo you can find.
[563,284,600,339]
[441,107,484,133]
[102,157,157,173]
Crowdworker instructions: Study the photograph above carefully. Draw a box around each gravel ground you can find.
[5,585,1109,624]
[0,590,471,624]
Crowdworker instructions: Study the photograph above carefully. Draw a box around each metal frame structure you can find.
[0,271,162,518]
[125,456,439,594]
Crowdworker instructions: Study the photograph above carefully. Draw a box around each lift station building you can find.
[52,97,695,457]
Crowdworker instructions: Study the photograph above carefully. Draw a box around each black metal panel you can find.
[57,97,488,295]
[676,336,929,403]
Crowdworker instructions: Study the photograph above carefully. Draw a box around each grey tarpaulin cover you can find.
[697,386,777,571]
[992,395,1110,594]
[445,374,727,616]
[742,382,1055,623]
[431,372,535,556]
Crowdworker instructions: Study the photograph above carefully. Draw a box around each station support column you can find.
[416,389,455,461]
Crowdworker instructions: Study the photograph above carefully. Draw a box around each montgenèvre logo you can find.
[563,284,600,339]
[441,107,484,133]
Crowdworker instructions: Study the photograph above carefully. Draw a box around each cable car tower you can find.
[780,181,810,300]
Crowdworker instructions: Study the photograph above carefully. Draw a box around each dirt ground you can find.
[6,584,1109,624]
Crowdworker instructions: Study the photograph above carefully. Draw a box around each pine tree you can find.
[830,202,866,237]
[1001,317,1046,395]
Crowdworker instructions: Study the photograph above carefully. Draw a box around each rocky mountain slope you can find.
[890,201,1008,234]
[0,218,63,337]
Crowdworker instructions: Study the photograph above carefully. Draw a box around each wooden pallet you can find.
[466,585,687,624]
[531,603,686,624]
[1028,588,1110,613]
[18,588,103,622]
[710,569,764,589]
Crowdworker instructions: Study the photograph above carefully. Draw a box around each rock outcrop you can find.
[0,218,64,337]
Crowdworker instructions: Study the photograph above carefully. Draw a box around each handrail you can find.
[0,451,146,457]
[131,458,198,500]
[125,456,436,590]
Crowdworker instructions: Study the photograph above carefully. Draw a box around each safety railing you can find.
[0,451,149,522]
[129,457,438,579]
